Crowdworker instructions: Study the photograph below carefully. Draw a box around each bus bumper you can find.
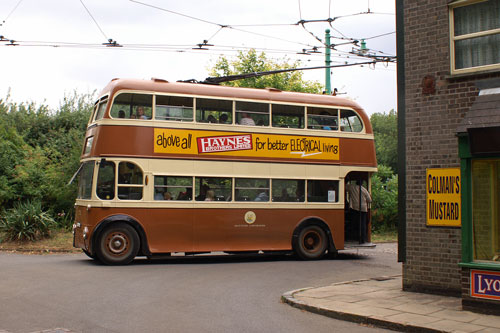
[72,223,90,252]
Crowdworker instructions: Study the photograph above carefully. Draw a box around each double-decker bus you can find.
[72,78,377,265]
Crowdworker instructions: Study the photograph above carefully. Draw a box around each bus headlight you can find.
[72,222,81,234]
[83,227,89,239]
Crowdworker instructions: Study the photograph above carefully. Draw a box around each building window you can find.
[450,0,500,74]
[471,159,500,262]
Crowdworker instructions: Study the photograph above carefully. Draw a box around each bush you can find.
[371,165,398,231]
[0,200,56,241]
[0,92,94,228]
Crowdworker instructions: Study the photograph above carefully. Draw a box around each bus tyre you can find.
[96,223,139,265]
[294,225,328,260]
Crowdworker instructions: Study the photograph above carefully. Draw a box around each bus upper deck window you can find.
[307,107,338,130]
[94,99,109,121]
[196,98,232,124]
[235,101,269,126]
[110,93,153,120]
[156,95,193,122]
[272,104,305,129]
[118,162,143,200]
[340,110,363,132]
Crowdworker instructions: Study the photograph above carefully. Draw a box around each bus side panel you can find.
[144,208,194,253]
[340,138,377,167]
[193,208,345,253]
[83,208,194,253]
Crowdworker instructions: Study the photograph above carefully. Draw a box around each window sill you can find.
[446,67,500,81]
[459,262,500,271]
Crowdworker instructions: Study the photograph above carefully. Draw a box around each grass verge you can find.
[371,229,398,243]
[0,230,79,253]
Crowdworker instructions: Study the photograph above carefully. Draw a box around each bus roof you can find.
[99,78,372,133]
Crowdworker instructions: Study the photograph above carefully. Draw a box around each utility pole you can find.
[325,29,332,95]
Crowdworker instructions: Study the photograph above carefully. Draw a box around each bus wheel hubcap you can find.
[107,233,128,255]
[304,231,321,252]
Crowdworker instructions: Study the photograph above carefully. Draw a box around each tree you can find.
[370,109,397,174]
[209,49,323,93]
[371,165,398,231]
[0,92,94,231]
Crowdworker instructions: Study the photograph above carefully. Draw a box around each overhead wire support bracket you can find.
[103,39,122,47]
[193,40,213,50]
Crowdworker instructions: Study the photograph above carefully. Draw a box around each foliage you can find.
[209,49,323,93]
[0,91,94,233]
[371,165,398,231]
[370,109,397,174]
[0,200,56,241]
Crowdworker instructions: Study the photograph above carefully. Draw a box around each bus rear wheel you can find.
[294,225,328,260]
[96,223,139,265]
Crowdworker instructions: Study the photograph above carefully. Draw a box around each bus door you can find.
[344,172,373,246]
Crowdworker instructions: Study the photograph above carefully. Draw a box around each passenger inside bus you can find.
[346,180,372,244]
[205,190,215,201]
[219,113,228,124]
[254,187,269,201]
[196,184,210,201]
[239,112,256,126]
[177,188,192,200]
[136,107,149,120]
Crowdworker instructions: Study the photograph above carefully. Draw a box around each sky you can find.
[0,0,396,116]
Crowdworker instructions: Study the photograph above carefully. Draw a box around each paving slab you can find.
[282,275,500,333]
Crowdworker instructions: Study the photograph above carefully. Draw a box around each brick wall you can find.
[402,0,472,295]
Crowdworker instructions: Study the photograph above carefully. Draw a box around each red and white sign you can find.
[197,134,253,154]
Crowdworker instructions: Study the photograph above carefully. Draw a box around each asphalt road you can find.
[0,243,400,333]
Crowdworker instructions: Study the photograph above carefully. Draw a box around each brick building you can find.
[396,0,500,313]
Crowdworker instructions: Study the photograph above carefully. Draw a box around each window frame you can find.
[470,158,500,264]
[117,161,145,201]
[449,0,500,75]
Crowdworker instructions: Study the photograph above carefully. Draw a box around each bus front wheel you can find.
[294,225,328,260]
[96,222,139,265]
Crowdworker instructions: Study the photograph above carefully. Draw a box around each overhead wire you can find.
[2,0,395,66]
[79,0,109,41]
[1,0,24,27]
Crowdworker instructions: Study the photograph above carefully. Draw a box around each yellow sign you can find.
[154,128,340,161]
[426,168,461,227]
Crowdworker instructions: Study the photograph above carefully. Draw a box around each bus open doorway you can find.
[344,171,376,249]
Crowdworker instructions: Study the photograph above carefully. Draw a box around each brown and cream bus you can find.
[72,78,377,265]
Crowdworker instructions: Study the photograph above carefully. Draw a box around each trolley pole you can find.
[325,29,332,95]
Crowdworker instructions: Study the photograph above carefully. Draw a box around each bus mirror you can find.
[100,158,107,166]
